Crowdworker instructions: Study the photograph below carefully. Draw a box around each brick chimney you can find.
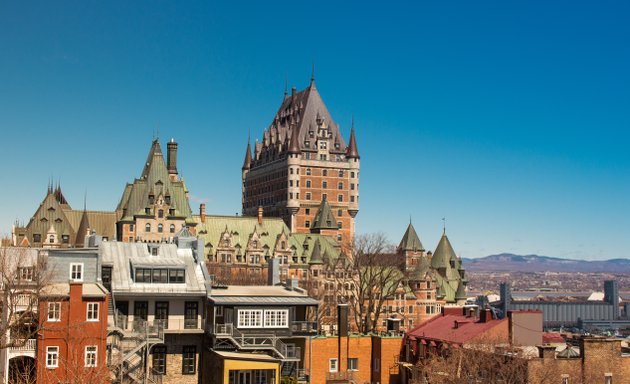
[258,206,263,225]
[200,203,206,223]
[480,308,492,323]
[167,138,178,181]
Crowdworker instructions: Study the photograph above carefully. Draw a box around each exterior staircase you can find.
[108,294,164,384]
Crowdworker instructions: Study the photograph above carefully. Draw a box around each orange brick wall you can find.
[305,335,403,384]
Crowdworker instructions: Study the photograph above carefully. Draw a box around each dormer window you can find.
[319,141,327,150]
[169,208,175,215]
[165,196,171,204]
[149,194,155,204]
[305,141,310,148]
[158,209,164,218]
[145,208,151,214]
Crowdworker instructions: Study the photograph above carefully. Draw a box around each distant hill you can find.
[462,253,630,273]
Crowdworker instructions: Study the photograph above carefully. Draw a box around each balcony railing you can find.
[10,338,36,352]
[291,321,318,334]
[326,370,356,382]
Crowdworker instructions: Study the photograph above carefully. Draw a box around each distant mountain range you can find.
[462,253,630,273]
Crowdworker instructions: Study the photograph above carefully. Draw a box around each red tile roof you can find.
[542,332,565,344]
[407,313,506,345]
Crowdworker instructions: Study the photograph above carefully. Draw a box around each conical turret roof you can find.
[311,196,338,231]
[75,209,90,247]
[346,124,360,159]
[309,238,323,264]
[431,233,457,270]
[242,141,252,170]
[399,223,424,251]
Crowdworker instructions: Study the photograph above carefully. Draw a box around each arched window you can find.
[145,223,151,232]
[170,224,175,233]
[158,224,163,233]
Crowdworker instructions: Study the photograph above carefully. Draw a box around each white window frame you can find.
[87,302,100,321]
[329,358,338,373]
[85,346,98,367]
[237,309,263,328]
[48,302,61,322]
[70,263,83,282]
[348,357,358,371]
[263,309,289,328]
[46,346,59,368]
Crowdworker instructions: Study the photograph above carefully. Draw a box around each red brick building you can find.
[37,282,109,383]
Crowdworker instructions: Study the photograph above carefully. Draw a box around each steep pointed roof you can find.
[288,123,301,154]
[309,238,323,264]
[311,196,338,231]
[346,124,360,159]
[431,233,457,270]
[75,210,90,246]
[116,139,194,224]
[264,81,347,155]
[399,223,424,251]
[242,141,252,170]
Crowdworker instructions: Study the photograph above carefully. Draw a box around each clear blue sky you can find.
[1,1,628,260]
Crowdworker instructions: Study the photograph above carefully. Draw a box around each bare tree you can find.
[206,262,266,285]
[412,338,530,384]
[337,233,405,334]
[0,246,49,351]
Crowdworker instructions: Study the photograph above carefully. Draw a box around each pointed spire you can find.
[399,222,424,252]
[346,118,360,159]
[310,62,315,87]
[288,124,301,154]
[309,238,323,264]
[242,139,253,170]
[284,75,288,99]
[311,196,338,231]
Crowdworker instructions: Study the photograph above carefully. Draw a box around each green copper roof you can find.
[399,223,424,251]
[116,139,194,223]
[431,233,456,270]
[311,196,338,230]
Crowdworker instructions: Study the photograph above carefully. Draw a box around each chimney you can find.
[480,308,492,323]
[257,206,264,225]
[167,138,178,179]
[453,320,459,329]
[267,257,280,286]
[200,203,206,223]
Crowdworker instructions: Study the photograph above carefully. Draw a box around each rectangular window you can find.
[46,346,59,368]
[237,309,263,328]
[306,192,311,200]
[87,302,99,321]
[329,358,338,373]
[306,180,311,188]
[348,358,358,371]
[338,182,343,190]
[152,269,168,283]
[409,306,414,313]
[338,170,344,177]
[18,267,34,281]
[155,301,169,328]
[70,263,83,281]
[337,221,342,229]
[264,309,289,328]
[305,220,310,228]
[33,234,41,243]
[182,346,196,374]
[85,346,97,367]
[322,181,328,189]
[48,302,61,321]
[168,269,185,283]
[605,374,613,384]
[184,301,198,329]
[153,346,167,374]
[62,235,69,244]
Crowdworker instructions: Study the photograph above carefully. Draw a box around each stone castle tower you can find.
[242,76,360,242]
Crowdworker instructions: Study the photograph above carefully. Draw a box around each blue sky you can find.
[1,1,628,259]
